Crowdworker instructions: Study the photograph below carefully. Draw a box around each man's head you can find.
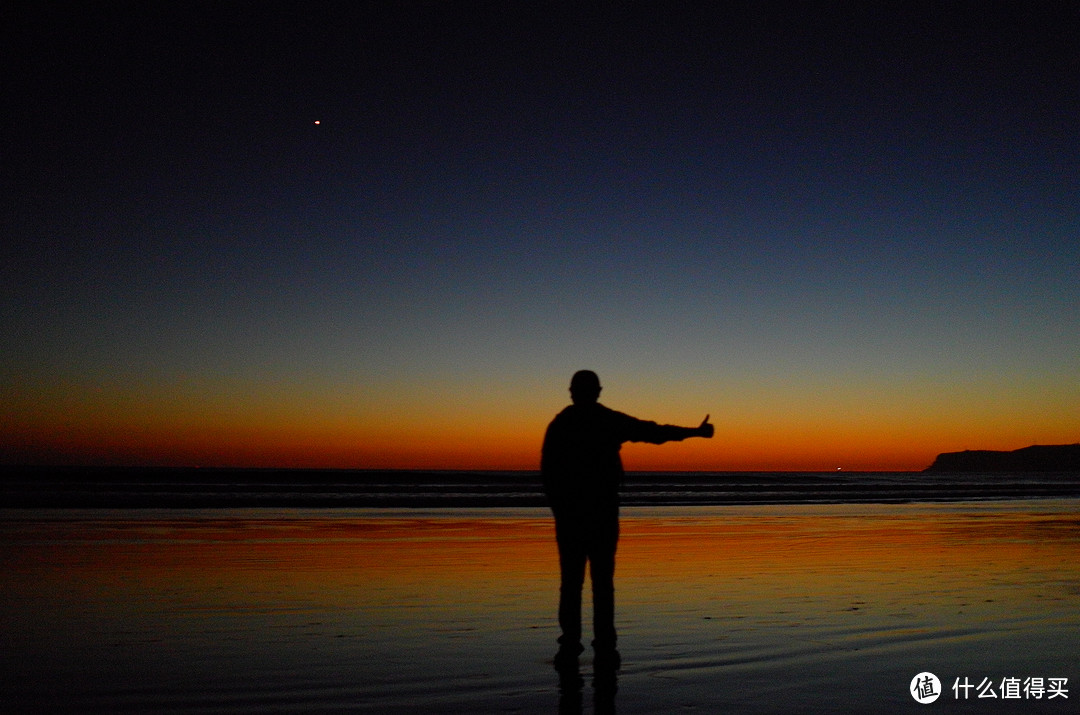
[569,370,602,405]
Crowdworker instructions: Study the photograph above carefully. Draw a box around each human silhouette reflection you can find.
[592,658,618,715]
[556,658,583,714]
[542,370,713,668]
[555,653,618,715]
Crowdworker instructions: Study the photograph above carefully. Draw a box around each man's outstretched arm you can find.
[626,413,714,444]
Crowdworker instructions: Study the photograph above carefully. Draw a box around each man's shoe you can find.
[553,641,584,669]
[593,647,621,670]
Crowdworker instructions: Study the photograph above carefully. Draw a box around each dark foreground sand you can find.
[2,501,1077,713]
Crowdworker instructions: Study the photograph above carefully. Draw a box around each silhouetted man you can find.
[541,370,713,668]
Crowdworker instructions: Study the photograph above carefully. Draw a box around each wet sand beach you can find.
[2,501,1078,713]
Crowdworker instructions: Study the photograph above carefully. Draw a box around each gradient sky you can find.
[3,3,1078,470]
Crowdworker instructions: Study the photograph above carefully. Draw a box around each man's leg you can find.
[554,517,587,654]
[589,511,620,654]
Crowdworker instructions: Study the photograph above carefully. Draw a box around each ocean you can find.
[3,466,1079,712]
[3,465,1079,508]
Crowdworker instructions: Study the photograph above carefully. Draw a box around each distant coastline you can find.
[925,444,1080,473]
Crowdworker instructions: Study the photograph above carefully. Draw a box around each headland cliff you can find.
[925,444,1080,472]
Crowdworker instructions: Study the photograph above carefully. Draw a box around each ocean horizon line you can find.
[3,464,1078,509]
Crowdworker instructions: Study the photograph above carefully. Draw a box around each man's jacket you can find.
[541,403,697,516]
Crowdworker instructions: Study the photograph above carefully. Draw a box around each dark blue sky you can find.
[3,2,1078,468]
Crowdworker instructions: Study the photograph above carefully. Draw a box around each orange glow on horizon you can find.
[2,424,903,470]
[3,417,1063,472]
[4,383,1076,470]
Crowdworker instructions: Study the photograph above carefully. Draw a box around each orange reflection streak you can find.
[3,504,1077,715]
[5,506,1078,620]
[618,509,1074,583]
[611,505,1080,639]
[0,516,562,618]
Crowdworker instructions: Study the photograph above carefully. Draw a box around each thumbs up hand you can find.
[698,414,714,439]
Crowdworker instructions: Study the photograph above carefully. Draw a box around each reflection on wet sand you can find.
[1,502,1078,712]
